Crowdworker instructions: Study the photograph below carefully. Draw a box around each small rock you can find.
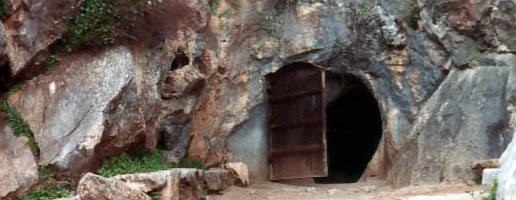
[77,173,151,200]
[305,187,316,193]
[248,189,256,196]
[328,189,339,195]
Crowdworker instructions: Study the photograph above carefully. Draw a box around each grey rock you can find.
[7,44,168,174]
[389,56,514,186]
[0,116,39,198]
[3,0,82,75]
[491,0,516,52]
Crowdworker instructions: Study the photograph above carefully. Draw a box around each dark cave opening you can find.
[171,51,190,71]
[316,76,383,183]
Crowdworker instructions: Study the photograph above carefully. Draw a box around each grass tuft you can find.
[14,185,69,200]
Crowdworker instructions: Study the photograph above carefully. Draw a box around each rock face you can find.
[1,0,515,191]
[7,44,170,173]
[77,173,151,200]
[0,116,39,199]
[3,0,82,75]
[389,54,515,186]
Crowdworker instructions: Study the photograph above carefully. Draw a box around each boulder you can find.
[203,169,234,193]
[112,169,204,199]
[77,173,151,200]
[222,162,249,187]
[389,54,515,186]
[7,44,168,174]
[0,116,39,198]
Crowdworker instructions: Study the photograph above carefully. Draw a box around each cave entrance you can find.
[316,74,383,183]
[266,63,382,183]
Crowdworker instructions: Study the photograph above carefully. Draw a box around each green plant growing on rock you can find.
[6,84,24,97]
[0,0,8,19]
[431,5,440,23]
[408,4,421,29]
[58,0,162,52]
[149,191,161,200]
[355,3,376,24]
[357,3,372,17]
[482,181,498,200]
[38,165,56,184]
[43,54,61,74]
[1,100,39,156]
[473,173,482,185]
[14,185,69,200]
[207,0,220,15]
[97,149,206,177]
[470,48,483,59]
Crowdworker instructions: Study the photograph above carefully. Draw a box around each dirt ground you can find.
[208,179,483,200]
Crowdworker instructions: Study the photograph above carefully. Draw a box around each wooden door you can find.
[266,63,327,180]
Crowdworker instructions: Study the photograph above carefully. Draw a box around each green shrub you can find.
[15,185,69,200]
[38,165,56,184]
[97,150,206,177]
[473,173,482,185]
[149,191,161,200]
[58,0,162,52]
[408,5,421,29]
[6,84,23,97]
[207,0,220,15]
[470,48,483,59]
[0,0,8,19]
[43,54,61,74]
[357,3,372,17]
[1,101,39,156]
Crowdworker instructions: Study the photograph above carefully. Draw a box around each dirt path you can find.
[208,179,483,200]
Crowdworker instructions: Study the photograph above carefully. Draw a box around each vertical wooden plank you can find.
[266,63,328,180]
[320,67,328,176]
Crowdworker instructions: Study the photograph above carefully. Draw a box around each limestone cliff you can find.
[0,0,515,198]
